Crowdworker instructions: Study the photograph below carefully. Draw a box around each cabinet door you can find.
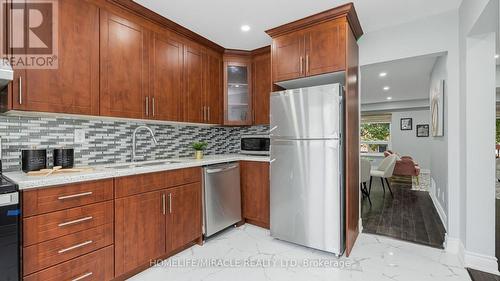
[272,32,304,82]
[166,183,202,253]
[204,50,222,124]
[183,45,204,123]
[304,20,346,77]
[13,0,99,115]
[224,60,252,125]
[115,191,166,276]
[100,11,149,119]
[252,52,271,125]
[150,32,183,121]
[241,161,270,228]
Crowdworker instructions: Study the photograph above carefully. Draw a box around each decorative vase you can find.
[195,150,203,160]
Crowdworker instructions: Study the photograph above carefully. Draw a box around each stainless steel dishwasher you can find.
[203,162,242,237]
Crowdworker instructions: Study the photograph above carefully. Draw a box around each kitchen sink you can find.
[106,161,181,170]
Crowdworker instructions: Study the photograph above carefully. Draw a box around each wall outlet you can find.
[74,129,86,144]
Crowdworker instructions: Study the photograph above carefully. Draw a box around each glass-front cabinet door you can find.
[224,59,252,125]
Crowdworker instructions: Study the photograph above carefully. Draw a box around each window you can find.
[360,114,391,154]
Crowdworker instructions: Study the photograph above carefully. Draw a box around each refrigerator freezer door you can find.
[270,84,341,139]
[270,139,343,254]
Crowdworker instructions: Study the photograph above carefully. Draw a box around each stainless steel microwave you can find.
[240,135,270,156]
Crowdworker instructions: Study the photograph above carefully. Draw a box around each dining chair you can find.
[369,155,397,198]
[360,158,372,205]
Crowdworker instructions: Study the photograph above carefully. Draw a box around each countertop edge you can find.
[5,154,270,190]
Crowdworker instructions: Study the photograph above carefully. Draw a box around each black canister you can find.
[53,148,74,169]
[21,149,47,172]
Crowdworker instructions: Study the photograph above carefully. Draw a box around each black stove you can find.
[0,175,18,194]
[0,174,19,281]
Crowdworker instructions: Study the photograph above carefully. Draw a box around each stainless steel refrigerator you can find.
[270,83,344,255]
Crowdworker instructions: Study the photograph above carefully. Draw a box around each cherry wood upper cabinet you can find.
[252,49,271,125]
[271,32,305,82]
[304,19,346,76]
[203,49,223,124]
[12,0,99,115]
[266,3,363,84]
[100,10,149,119]
[183,44,204,123]
[166,183,202,253]
[150,31,184,121]
[223,54,252,126]
[114,190,166,277]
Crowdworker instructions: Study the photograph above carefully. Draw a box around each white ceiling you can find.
[361,55,441,104]
[133,0,461,50]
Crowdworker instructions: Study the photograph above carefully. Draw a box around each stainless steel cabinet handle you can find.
[162,193,166,215]
[168,193,172,214]
[203,106,206,121]
[58,192,93,200]
[152,97,155,117]
[305,55,309,75]
[145,97,149,116]
[206,165,238,174]
[299,57,303,74]
[71,272,93,281]
[58,240,93,254]
[208,106,210,122]
[58,216,93,227]
[18,77,22,104]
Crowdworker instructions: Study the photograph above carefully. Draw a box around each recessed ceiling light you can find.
[241,25,251,32]
[386,96,393,100]
[495,54,499,59]
[379,72,387,77]
[383,86,390,91]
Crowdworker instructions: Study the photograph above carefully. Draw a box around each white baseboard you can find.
[445,236,463,257]
[464,250,500,275]
[429,178,448,230]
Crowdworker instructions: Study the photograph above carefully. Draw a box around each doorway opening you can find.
[359,53,448,248]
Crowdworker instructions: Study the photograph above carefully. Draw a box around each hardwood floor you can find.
[467,268,500,281]
[361,177,446,248]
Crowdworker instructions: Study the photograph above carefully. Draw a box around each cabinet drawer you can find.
[114,171,166,198]
[165,167,201,188]
[23,201,113,246]
[23,179,114,217]
[115,168,202,198]
[23,223,114,276]
[24,245,114,281]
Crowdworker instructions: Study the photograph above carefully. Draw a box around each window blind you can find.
[361,114,392,124]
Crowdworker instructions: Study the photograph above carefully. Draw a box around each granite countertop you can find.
[4,154,270,190]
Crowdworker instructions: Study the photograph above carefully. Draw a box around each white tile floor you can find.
[128,225,471,281]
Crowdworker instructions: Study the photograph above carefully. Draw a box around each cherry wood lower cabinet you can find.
[114,168,203,279]
[114,190,166,277]
[23,246,114,281]
[166,183,202,253]
[22,179,115,280]
[240,161,270,228]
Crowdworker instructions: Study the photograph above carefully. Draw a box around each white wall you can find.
[359,9,461,252]
[459,0,499,274]
[390,110,431,169]
[429,55,449,225]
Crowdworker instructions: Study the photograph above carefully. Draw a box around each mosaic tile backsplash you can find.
[0,114,269,172]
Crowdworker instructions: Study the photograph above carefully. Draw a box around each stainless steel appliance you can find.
[0,60,13,113]
[203,162,242,237]
[270,83,344,255]
[240,135,270,156]
[0,175,20,281]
